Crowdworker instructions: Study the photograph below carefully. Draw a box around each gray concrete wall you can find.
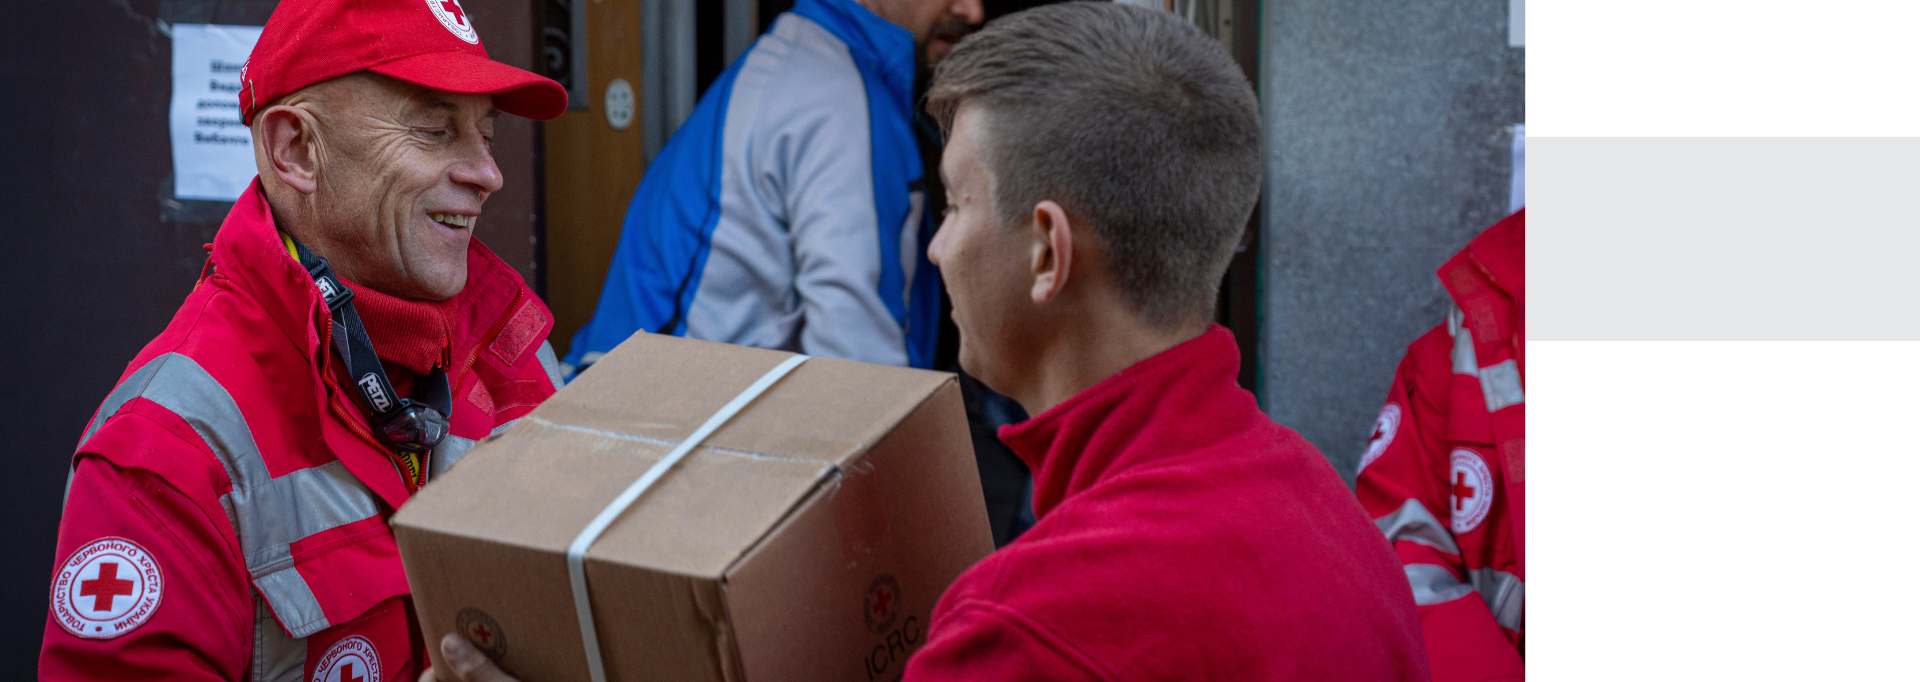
[1258,0,1524,483]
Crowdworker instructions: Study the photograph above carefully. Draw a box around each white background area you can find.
[1532,342,1920,678]
[1532,1,1920,677]
[1530,0,1920,137]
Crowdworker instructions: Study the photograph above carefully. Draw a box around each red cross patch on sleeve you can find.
[313,635,383,682]
[1357,403,1402,475]
[1448,449,1495,534]
[51,537,165,640]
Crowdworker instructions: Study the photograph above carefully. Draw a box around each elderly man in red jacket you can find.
[431,4,1427,681]
[40,0,567,680]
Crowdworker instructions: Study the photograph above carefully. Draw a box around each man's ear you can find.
[1029,200,1074,305]
[256,105,321,195]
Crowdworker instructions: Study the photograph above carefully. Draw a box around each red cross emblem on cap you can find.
[427,0,479,43]
[237,0,570,125]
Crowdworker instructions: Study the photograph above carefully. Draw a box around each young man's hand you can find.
[418,633,521,682]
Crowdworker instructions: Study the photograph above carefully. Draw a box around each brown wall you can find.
[466,0,544,285]
[544,0,648,359]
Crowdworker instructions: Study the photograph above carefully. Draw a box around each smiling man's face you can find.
[304,73,502,300]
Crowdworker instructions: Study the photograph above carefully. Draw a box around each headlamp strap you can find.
[288,238,452,450]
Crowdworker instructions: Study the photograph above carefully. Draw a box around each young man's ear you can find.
[256,105,322,195]
[1028,200,1074,305]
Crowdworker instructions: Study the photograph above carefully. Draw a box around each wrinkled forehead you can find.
[312,72,500,122]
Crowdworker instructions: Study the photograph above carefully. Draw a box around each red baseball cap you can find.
[239,0,568,125]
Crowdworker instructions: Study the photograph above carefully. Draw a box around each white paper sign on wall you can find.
[169,24,264,202]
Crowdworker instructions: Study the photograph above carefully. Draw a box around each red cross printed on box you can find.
[870,586,894,620]
[79,562,136,612]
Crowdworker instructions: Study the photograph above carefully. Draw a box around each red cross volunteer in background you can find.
[39,0,567,679]
[1355,210,1526,681]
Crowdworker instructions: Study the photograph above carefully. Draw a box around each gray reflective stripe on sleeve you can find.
[1450,316,1525,411]
[115,353,382,638]
[1479,359,1525,411]
[66,356,179,512]
[429,419,521,480]
[1376,499,1461,555]
[536,340,565,390]
[1471,567,1526,630]
[1451,318,1477,375]
[252,596,306,682]
[1405,564,1475,606]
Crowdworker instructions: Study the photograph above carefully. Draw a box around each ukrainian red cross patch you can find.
[313,635,382,682]
[51,537,164,640]
[1448,449,1494,534]
[1357,403,1401,474]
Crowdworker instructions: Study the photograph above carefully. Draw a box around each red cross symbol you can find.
[339,662,364,682]
[78,562,135,613]
[1451,472,1477,511]
[471,621,494,646]
[439,0,467,26]
[870,587,894,620]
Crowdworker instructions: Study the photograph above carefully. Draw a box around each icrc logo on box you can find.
[862,574,922,682]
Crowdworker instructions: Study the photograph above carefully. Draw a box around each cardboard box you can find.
[393,334,994,682]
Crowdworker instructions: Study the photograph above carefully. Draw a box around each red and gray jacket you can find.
[1356,210,1524,682]
[40,180,560,681]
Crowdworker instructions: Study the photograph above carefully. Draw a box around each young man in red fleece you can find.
[428,3,1428,681]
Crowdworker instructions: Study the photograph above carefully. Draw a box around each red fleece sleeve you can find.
[41,429,254,681]
[905,600,1107,682]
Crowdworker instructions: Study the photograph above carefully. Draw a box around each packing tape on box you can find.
[566,353,811,682]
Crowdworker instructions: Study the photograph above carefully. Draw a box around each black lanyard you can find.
[289,237,451,456]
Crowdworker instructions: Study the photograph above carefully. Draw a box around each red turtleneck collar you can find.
[997,324,1256,519]
[341,278,457,377]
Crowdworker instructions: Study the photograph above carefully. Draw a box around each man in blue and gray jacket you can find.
[564,0,985,373]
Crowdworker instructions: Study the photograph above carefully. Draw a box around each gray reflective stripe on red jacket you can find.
[1377,500,1525,630]
[429,419,522,480]
[1403,564,1526,631]
[74,352,382,666]
[1450,308,1524,412]
[1376,499,1460,555]
[535,340,564,390]
[253,597,305,682]
[1472,566,1525,630]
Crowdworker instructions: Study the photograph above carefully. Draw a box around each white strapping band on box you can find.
[565,354,811,682]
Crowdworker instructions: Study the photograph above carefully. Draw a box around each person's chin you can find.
[417,265,469,300]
